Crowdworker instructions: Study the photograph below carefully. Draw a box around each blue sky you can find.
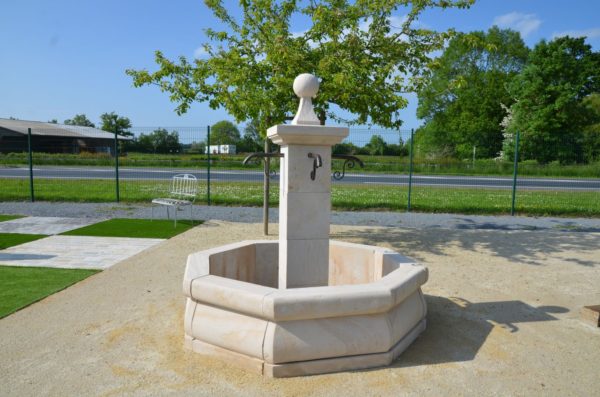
[1,0,599,130]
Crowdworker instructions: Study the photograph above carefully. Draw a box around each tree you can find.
[64,114,95,127]
[48,119,58,124]
[189,141,206,154]
[507,36,600,163]
[237,120,264,153]
[364,135,388,155]
[416,27,529,159]
[210,120,241,145]
[137,128,182,153]
[127,0,474,134]
[332,142,360,155]
[582,93,600,163]
[100,112,133,137]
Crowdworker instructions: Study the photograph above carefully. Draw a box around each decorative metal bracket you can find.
[242,152,364,180]
[242,152,283,177]
[307,153,323,180]
[331,154,364,180]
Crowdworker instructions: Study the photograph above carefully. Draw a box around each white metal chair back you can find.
[170,174,198,201]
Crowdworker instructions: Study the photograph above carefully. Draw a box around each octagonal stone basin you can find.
[183,240,427,377]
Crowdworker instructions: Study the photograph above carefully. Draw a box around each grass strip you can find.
[1,178,599,217]
[0,266,99,318]
[0,215,25,222]
[3,152,600,177]
[61,218,198,239]
[0,233,48,249]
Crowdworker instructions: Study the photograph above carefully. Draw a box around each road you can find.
[1,166,599,191]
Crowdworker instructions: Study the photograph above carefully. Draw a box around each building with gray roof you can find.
[0,118,132,154]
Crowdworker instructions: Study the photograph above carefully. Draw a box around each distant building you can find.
[206,145,236,155]
[0,118,132,155]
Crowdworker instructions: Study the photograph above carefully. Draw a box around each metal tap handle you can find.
[308,153,322,180]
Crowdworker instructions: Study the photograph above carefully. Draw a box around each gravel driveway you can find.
[1,221,598,396]
[2,201,600,232]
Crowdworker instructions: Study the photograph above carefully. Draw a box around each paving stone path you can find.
[0,235,164,269]
[0,216,102,235]
[0,216,164,269]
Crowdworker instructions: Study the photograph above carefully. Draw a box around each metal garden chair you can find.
[151,174,198,227]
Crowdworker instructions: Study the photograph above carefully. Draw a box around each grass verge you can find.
[3,152,600,177]
[0,266,99,318]
[0,215,25,222]
[0,233,48,249]
[62,218,198,239]
[1,178,599,217]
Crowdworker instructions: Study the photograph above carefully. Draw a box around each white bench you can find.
[152,174,198,227]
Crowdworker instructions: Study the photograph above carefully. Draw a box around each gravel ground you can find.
[1,201,600,232]
[1,221,599,396]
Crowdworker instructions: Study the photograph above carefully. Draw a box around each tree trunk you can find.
[318,110,326,126]
[263,138,270,235]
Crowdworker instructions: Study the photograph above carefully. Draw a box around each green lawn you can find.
[61,218,198,239]
[0,215,25,222]
[1,178,599,217]
[0,266,99,318]
[0,233,48,249]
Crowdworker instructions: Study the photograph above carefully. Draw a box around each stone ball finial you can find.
[293,73,319,98]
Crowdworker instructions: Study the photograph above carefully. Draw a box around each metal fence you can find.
[1,125,599,217]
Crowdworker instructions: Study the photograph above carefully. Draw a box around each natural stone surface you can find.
[0,216,102,234]
[267,124,348,146]
[291,73,320,125]
[0,235,164,270]
[183,239,428,376]
[183,75,422,377]
[269,81,348,290]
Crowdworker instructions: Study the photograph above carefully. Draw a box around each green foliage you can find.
[416,26,529,159]
[64,114,95,127]
[127,0,474,134]
[137,128,182,153]
[100,112,133,136]
[210,120,241,145]
[187,141,206,154]
[333,142,360,155]
[582,93,600,162]
[508,36,600,163]
[0,266,99,318]
[236,120,264,153]
[365,135,388,155]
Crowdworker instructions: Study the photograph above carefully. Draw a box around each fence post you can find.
[27,128,35,202]
[510,131,520,216]
[407,128,414,212]
[114,130,120,202]
[206,125,211,205]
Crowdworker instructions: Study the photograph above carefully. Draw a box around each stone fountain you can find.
[183,74,428,377]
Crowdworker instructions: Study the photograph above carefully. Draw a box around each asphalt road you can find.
[1,166,599,190]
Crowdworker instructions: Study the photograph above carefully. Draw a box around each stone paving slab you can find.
[0,235,164,269]
[0,216,103,235]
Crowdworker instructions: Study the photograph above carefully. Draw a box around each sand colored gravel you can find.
[1,220,599,396]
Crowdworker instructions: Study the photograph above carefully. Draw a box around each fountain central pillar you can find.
[267,74,348,288]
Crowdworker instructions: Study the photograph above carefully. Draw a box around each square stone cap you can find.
[267,124,349,146]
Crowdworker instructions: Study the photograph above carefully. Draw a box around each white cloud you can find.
[193,46,208,59]
[552,27,600,40]
[493,12,541,38]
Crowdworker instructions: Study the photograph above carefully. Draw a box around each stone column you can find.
[267,74,348,289]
